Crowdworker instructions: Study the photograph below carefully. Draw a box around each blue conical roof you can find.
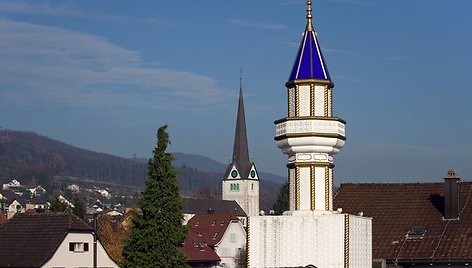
[288,1,331,82]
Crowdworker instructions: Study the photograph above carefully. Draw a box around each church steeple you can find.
[232,87,251,178]
[222,79,260,217]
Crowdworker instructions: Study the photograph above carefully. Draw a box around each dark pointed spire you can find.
[232,86,251,176]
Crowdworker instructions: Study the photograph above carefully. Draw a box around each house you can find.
[25,196,48,212]
[181,211,246,268]
[28,185,47,196]
[0,213,118,268]
[0,190,27,219]
[182,197,247,226]
[2,179,21,190]
[2,179,25,195]
[334,170,472,267]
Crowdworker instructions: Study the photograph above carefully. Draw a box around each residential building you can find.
[0,190,27,219]
[0,213,118,268]
[334,170,472,267]
[182,211,246,268]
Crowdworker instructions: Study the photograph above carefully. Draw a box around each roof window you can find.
[408,226,426,236]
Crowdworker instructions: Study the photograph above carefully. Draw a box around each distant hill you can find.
[0,130,282,210]
[172,152,286,183]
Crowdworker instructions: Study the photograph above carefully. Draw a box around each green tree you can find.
[272,181,289,215]
[72,194,86,219]
[122,126,188,268]
[49,196,68,212]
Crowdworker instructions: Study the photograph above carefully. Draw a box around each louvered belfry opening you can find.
[444,169,461,220]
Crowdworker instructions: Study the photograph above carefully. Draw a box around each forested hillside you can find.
[0,130,282,210]
[0,130,147,187]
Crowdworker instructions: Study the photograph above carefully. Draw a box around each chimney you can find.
[444,169,460,220]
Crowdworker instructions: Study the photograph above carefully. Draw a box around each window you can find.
[251,183,254,190]
[212,232,219,240]
[69,242,89,253]
[230,183,240,191]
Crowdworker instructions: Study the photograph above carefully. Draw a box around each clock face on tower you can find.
[231,170,238,178]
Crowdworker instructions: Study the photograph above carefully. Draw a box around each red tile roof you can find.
[180,212,240,263]
[187,211,239,246]
[334,182,472,265]
[0,212,7,224]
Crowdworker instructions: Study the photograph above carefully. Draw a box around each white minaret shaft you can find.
[275,0,345,213]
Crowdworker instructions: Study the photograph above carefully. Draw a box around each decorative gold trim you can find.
[325,166,329,211]
[286,78,333,88]
[288,88,292,117]
[288,169,293,211]
[295,85,300,117]
[330,168,334,211]
[324,87,328,117]
[329,89,333,117]
[310,84,315,116]
[287,162,335,169]
[275,132,346,141]
[344,214,350,268]
[274,116,346,124]
[296,167,300,210]
[247,216,251,267]
[310,166,315,210]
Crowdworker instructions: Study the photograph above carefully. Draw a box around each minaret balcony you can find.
[274,117,345,155]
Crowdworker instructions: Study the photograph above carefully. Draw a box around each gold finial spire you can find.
[306,0,313,31]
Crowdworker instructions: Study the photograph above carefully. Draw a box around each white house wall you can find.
[215,221,247,268]
[42,232,118,268]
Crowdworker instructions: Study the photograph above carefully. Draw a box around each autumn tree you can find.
[122,126,188,268]
[272,181,289,215]
[97,214,129,264]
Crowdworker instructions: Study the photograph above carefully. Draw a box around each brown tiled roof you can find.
[0,190,27,206]
[334,182,472,264]
[179,237,220,263]
[0,212,7,224]
[180,212,239,263]
[0,213,92,267]
[187,211,239,246]
[182,197,247,217]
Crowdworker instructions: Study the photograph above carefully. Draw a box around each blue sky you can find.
[0,0,471,183]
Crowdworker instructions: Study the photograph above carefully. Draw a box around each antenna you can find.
[239,67,243,90]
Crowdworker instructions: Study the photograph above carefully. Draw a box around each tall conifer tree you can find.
[272,181,289,215]
[122,126,188,268]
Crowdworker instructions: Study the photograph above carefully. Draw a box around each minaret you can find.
[248,2,371,267]
[274,0,345,213]
[222,80,260,217]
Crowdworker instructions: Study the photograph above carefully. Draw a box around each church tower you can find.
[274,0,345,213]
[222,84,260,217]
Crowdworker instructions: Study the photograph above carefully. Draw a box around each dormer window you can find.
[212,232,219,240]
